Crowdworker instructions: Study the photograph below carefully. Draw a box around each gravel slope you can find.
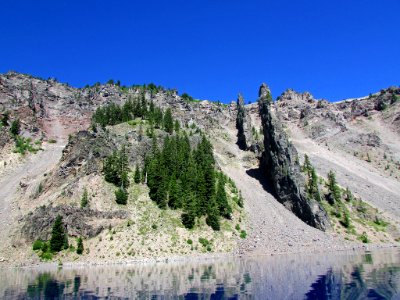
[288,124,400,228]
[211,123,361,256]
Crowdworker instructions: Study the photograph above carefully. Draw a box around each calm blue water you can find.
[0,249,399,299]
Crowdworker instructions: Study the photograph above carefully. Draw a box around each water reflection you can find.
[1,249,399,299]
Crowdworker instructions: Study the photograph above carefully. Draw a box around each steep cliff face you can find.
[258,83,329,231]
[236,94,255,151]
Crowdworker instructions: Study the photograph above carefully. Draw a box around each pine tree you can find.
[10,119,20,136]
[115,187,128,205]
[345,187,353,202]
[163,108,174,134]
[80,188,89,208]
[181,192,197,229]
[76,237,84,255]
[134,164,141,184]
[302,154,312,175]
[103,147,130,188]
[327,170,341,204]
[50,215,68,252]
[307,167,321,202]
[206,195,220,231]
[216,175,232,219]
[174,120,180,132]
[1,111,9,126]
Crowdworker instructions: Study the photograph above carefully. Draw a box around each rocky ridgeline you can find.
[258,84,330,231]
[275,87,400,140]
[0,72,234,142]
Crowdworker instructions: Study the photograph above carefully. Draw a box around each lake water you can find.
[1,248,399,299]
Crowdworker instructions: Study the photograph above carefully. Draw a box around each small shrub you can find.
[32,240,44,251]
[151,224,157,230]
[10,119,20,135]
[206,246,212,252]
[359,232,369,243]
[181,213,195,229]
[76,237,84,255]
[187,239,193,245]
[40,252,53,261]
[115,187,128,205]
[80,187,89,208]
[235,224,240,231]
[240,230,247,239]
[198,238,210,247]
[48,139,57,144]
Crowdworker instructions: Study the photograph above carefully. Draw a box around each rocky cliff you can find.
[236,94,255,151]
[258,83,329,231]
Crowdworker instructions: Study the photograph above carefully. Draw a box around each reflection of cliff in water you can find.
[306,255,400,300]
[1,250,399,299]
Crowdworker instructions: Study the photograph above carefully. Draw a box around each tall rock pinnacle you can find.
[258,83,329,231]
[236,93,254,150]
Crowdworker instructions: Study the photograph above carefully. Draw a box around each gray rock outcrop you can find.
[22,205,128,241]
[258,83,329,231]
[236,94,252,149]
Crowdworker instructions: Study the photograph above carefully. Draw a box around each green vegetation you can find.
[240,230,247,239]
[48,139,57,144]
[134,164,141,184]
[1,111,9,126]
[327,170,341,204]
[144,133,232,231]
[198,237,211,247]
[115,187,128,205]
[181,92,194,102]
[80,188,89,208]
[14,136,41,154]
[302,154,321,202]
[76,237,84,255]
[10,119,20,135]
[103,146,130,204]
[359,232,369,243]
[32,239,44,251]
[50,215,68,252]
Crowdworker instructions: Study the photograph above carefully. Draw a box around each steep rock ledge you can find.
[258,83,329,231]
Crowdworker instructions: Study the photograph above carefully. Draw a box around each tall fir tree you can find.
[50,215,68,252]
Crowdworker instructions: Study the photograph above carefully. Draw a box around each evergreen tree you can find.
[174,120,180,132]
[50,215,68,252]
[1,111,9,126]
[327,170,341,204]
[154,107,163,128]
[134,164,141,184]
[181,192,197,229]
[206,195,220,231]
[302,154,312,175]
[80,188,89,208]
[115,187,128,205]
[10,119,20,136]
[103,147,129,188]
[163,108,174,134]
[216,174,232,219]
[345,187,353,202]
[307,167,321,202]
[76,237,84,255]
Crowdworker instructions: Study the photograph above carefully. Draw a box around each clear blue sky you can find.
[1,1,399,103]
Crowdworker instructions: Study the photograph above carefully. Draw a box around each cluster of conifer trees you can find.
[91,94,174,132]
[103,147,130,204]
[144,133,232,230]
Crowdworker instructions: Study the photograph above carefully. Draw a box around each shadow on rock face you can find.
[245,167,276,197]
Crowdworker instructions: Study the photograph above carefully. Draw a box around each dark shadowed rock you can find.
[258,83,329,231]
[236,94,255,151]
[22,205,128,241]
